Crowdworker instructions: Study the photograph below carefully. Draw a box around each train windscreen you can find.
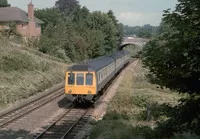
[86,73,93,85]
[76,73,84,85]
[68,73,75,85]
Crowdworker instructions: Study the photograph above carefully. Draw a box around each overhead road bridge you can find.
[119,37,149,50]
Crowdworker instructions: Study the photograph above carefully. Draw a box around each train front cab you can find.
[65,71,97,102]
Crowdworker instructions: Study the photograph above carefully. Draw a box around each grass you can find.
[89,61,199,139]
[0,37,68,109]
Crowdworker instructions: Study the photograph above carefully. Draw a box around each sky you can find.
[8,0,178,26]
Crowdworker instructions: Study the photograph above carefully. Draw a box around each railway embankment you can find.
[0,38,68,110]
[89,61,199,139]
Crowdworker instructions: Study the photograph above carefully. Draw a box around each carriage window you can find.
[68,73,75,85]
[76,73,84,85]
[86,73,93,85]
[98,74,100,82]
[101,73,103,79]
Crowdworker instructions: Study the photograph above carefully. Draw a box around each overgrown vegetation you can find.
[142,0,200,136]
[34,0,123,62]
[90,61,199,139]
[124,44,143,58]
[0,37,67,109]
[123,24,159,38]
[0,0,10,7]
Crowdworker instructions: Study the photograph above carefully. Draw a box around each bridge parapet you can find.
[119,37,149,50]
[122,37,149,46]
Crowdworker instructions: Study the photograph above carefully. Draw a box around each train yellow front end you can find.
[65,71,97,102]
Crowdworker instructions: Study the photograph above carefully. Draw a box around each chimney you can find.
[28,2,34,21]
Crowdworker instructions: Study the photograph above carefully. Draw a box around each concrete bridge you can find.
[119,37,149,50]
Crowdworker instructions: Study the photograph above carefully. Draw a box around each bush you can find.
[142,0,200,135]
[0,38,67,108]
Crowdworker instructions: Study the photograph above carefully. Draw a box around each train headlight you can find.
[88,90,91,94]
[68,90,72,94]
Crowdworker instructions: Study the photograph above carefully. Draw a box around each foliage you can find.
[90,61,187,139]
[161,96,200,135]
[84,30,106,58]
[87,11,119,54]
[123,24,159,38]
[38,22,77,62]
[107,10,124,46]
[0,38,67,108]
[142,0,200,135]
[0,0,10,7]
[36,4,123,62]
[34,8,62,31]
[124,45,143,58]
[55,0,80,13]
[0,22,18,38]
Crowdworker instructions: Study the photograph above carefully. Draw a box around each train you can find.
[65,50,131,103]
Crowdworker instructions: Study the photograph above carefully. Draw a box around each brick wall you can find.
[16,23,28,36]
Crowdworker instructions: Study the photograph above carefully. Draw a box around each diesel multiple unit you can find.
[65,50,131,103]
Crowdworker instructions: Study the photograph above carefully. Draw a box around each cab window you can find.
[68,73,75,85]
[86,73,93,85]
[76,73,84,85]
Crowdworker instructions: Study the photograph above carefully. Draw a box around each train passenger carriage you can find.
[120,50,131,64]
[66,65,97,100]
[65,56,115,102]
[110,51,125,73]
[65,50,131,103]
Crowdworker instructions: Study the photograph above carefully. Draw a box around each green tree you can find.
[85,30,106,58]
[38,22,76,62]
[55,0,80,13]
[87,11,118,54]
[138,30,152,38]
[36,4,123,62]
[34,8,62,31]
[142,0,200,135]
[68,6,90,30]
[123,24,159,38]
[107,10,118,26]
[107,10,124,46]
[0,0,10,7]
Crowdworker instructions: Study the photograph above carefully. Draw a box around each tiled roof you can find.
[0,7,43,24]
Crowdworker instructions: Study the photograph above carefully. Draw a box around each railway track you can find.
[0,58,136,139]
[34,106,92,139]
[0,87,65,128]
[34,59,136,139]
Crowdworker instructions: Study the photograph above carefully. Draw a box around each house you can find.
[0,2,43,39]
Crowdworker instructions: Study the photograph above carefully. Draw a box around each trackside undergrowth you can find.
[0,38,68,109]
[89,61,199,139]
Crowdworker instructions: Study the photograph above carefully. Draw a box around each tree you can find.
[69,6,90,28]
[123,24,159,38]
[0,0,10,7]
[142,0,200,135]
[107,10,118,26]
[34,8,62,31]
[107,10,124,46]
[38,22,78,62]
[87,11,119,54]
[138,30,152,38]
[36,4,123,62]
[55,0,80,13]
[85,30,106,58]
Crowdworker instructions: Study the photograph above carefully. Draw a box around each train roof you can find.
[68,55,115,72]
[67,50,129,72]
[110,51,124,59]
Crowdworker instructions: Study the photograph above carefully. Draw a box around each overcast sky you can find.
[8,0,178,26]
